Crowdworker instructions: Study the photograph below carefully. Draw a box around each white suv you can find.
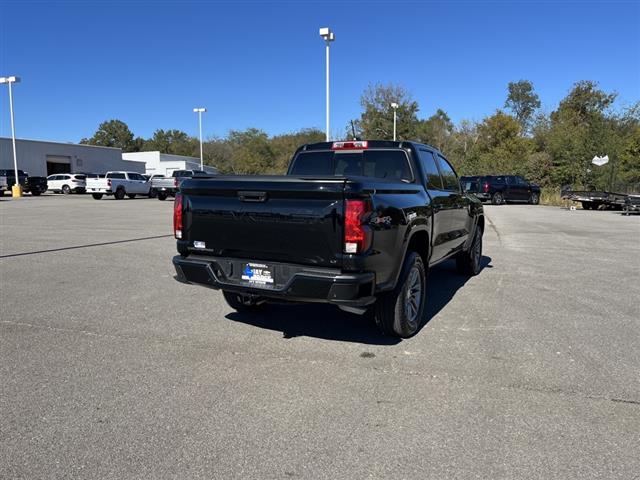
[47,174,87,194]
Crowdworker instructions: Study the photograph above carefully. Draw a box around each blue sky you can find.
[1,0,638,143]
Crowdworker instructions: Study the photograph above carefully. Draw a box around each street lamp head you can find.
[0,76,21,84]
[391,102,399,109]
[193,107,206,113]
[319,27,335,42]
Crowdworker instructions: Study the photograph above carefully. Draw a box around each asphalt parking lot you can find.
[1,194,639,479]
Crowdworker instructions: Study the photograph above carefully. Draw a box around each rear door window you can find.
[108,173,126,179]
[436,155,460,191]
[417,149,443,190]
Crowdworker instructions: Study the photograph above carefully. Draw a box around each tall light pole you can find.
[391,102,399,141]
[1,76,22,197]
[193,107,206,170]
[319,27,335,142]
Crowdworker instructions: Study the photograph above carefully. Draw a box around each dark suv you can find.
[461,175,540,205]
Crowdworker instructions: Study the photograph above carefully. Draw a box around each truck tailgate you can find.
[180,176,346,268]
[86,178,109,190]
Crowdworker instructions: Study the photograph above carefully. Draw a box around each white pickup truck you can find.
[87,171,151,200]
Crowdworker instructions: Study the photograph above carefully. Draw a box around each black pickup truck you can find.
[0,169,48,196]
[173,140,485,337]
[460,175,540,205]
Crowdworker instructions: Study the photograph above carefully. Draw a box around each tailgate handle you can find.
[238,191,268,202]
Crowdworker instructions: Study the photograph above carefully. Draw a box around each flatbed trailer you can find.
[562,190,628,210]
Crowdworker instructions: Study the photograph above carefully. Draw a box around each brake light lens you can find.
[174,177,179,188]
[332,141,368,150]
[174,193,183,239]
[344,199,372,254]
[483,182,489,193]
[107,179,112,187]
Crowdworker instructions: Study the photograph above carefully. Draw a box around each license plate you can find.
[241,263,274,285]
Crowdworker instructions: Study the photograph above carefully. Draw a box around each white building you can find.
[0,137,144,177]
[122,151,218,176]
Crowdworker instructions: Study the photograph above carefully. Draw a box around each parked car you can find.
[152,170,209,200]
[172,140,485,338]
[46,173,87,194]
[0,172,7,196]
[460,175,540,205]
[0,169,47,196]
[86,171,151,200]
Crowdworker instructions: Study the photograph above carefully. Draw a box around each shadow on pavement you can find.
[225,255,493,344]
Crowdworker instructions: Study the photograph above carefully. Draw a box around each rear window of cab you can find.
[289,149,413,182]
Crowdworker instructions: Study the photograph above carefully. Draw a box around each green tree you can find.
[226,128,275,174]
[416,109,454,152]
[143,129,198,156]
[505,80,541,134]
[474,111,534,175]
[80,119,137,152]
[353,83,420,140]
[547,81,618,186]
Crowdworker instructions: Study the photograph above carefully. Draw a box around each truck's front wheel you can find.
[222,290,263,313]
[374,251,426,338]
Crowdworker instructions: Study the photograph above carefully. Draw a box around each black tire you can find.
[148,189,157,198]
[114,188,125,200]
[92,193,103,200]
[456,225,483,276]
[61,185,71,195]
[373,251,427,338]
[31,190,41,196]
[491,192,504,205]
[157,192,168,201]
[222,290,262,313]
[529,192,540,205]
[0,190,4,197]
[127,194,136,199]
[582,202,592,210]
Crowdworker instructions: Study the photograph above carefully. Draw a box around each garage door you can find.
[46,155,71,175]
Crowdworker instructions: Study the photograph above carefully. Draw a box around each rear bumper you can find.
[173,255,376,307]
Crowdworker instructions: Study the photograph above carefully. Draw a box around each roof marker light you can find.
[332,141,368,150]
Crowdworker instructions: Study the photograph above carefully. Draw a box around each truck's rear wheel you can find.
[222,290,262,313]
[373,251,426,338]
[91,193,103,200]
[114,188,125,200]
[456,226,483,276]
[529,192,540,205]
[491,192,503,205]
[157,192,168,201]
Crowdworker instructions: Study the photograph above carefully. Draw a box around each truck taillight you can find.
[344,199,372,254]
[107,179,112,187]
[482,182,489,193]
[174,177,179,188]
[174,193,183,239]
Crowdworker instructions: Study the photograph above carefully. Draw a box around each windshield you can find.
[289,149,413,182]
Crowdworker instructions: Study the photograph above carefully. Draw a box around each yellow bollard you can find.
[11,184,23,198]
